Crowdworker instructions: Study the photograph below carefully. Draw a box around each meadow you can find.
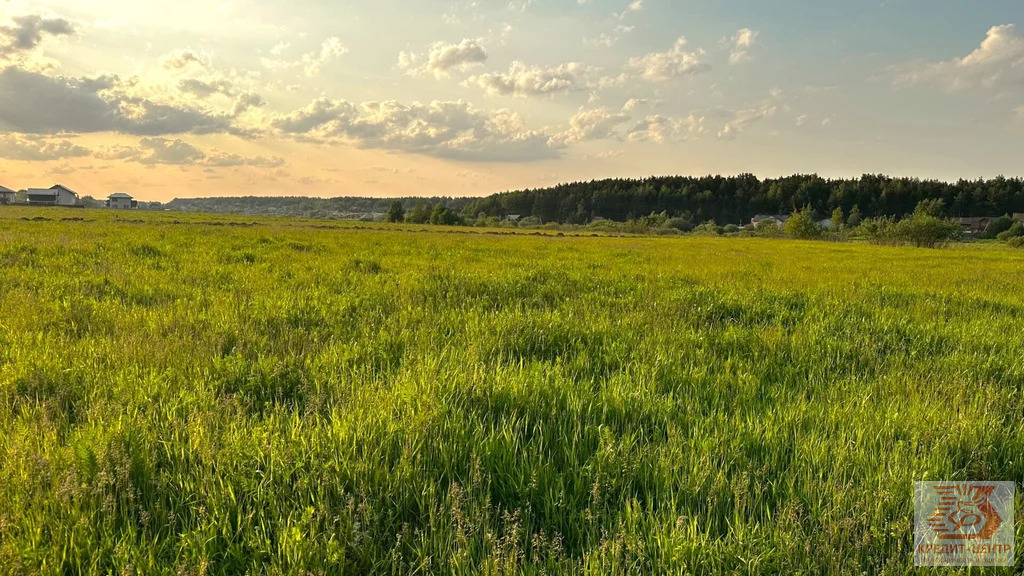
[1,207,1022,575]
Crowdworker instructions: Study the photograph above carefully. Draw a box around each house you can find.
[107,192,137,209]
[26,184,80,206]
[1014,213,1024,223]
[956,217,993,235]
[0,185,15,205]
[504,214,522,222]
[750,214,791,227]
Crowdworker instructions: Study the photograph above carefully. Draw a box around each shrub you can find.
[865,213,961,248]
[1007,235,1024,248]
[996,221,1024,241]
[723,224,740,234]
[664,217,694,232]
[693,221,722,236]
[753,220,783,237]
[784,207,822,239]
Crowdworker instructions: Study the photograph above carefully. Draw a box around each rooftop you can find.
[108,192,133,199]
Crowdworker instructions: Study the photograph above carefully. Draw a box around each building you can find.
[504,214,522,222]
[751,214,791,227]
[956,217,993,235]
[0,185,15,205]
[818,219,835,230]
[107,192,137,209]
[26,184,80,206]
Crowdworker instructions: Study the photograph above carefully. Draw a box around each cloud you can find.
[98,137,284,167]
[717,104,777,139]
[552,106,631,145]
[894,24,1024,91]
[0,66,239,136]
[302,37,347,77]
[261,37,347,77]
[466,61,590,97]
[627,114,706,143]
[0,134,90,161]
[727,28,758,65]
[399,38,488,78]
[273,97,559,161]
[0,14,75,57]
[627,37,709,82]
[160,49,210,71]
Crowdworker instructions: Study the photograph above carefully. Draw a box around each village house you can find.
[0,185,15,205]
[750,214,791,227]
[26,184,80,207]
[955,217,993,235]
[107,192,136,209]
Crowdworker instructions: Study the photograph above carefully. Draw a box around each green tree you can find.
[784,207,822,239]
[847,205,863,228]
[914,198,945,217]
[386,201,405,223]
[831,207,845,230]
[429,204,460,226]
[404,203,430,224]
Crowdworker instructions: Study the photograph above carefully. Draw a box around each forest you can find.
[461,174,1024,224]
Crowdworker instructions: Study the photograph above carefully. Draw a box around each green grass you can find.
[1,207,1022,575]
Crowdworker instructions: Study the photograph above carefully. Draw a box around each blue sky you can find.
[0,0,1022,200]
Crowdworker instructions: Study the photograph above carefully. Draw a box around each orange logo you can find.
[926,483,1002,540]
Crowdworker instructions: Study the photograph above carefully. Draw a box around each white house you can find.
[107,192,136,209]
[27,184,79,206]
[0,185,15,205]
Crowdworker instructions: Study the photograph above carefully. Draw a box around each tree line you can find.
[460,174,1024,225]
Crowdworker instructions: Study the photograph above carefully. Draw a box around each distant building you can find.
[1014,213,1024,223]
[504,214,522,222]
[818,219,835,230]
[27,184,80,206]
[107,192,137,209]
[0,185,15,205]
[956,217,994,235]
[751,214,791,227]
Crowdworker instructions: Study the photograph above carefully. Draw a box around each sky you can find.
[0,0,1022,201]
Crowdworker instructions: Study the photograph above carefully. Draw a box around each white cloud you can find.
[627,37,709,82]
[727,28,758,65]
[894,24,1024,91]
[466,61,590,97]
[627,114,706,143]
[399,39,488,79]
[261,37,347,77]
[552,106,632,145]
[717,104,777,139]
[273,98,559,161]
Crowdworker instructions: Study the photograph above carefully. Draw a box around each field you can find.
[1,208,1023,574]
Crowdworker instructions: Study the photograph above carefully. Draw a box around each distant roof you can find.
[108,192,133,199]
[50,184,79,196]
[27,188,57,196]
[0,186,14,194]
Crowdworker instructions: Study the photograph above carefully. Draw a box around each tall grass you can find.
[0,208,1022,574]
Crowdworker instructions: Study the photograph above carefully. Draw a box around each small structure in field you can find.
[107,192,137,209]
[750,214,790,227]
[818,219,835,230]
[956,217,994,235]
[1014,213,1024,222]
[0,186,15,205]
[504,214,522,222]
[27,184,80,206]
